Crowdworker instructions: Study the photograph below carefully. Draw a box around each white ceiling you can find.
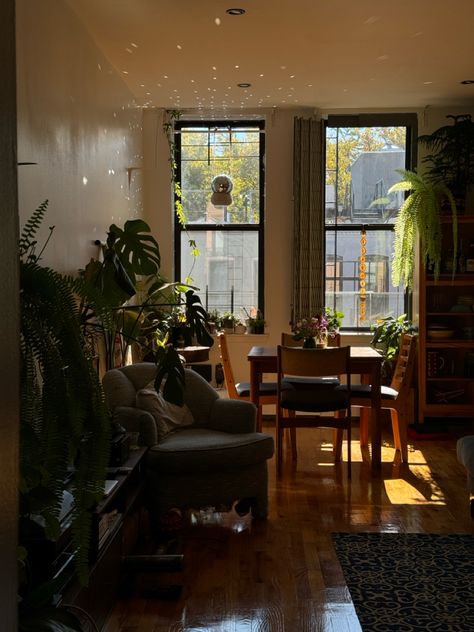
[68,0,474,113]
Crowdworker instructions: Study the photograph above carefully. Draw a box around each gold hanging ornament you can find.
[359,230,367,323]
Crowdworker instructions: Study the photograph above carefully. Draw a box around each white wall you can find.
[16,0,143,275]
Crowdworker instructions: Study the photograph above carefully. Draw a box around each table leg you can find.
[370,364,382,471]
[249,360,261,431]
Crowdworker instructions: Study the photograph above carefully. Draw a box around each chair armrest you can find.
[208,398,257,434]
[113,406,157,446]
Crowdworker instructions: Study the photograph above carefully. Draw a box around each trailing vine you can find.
[163,109,200,283]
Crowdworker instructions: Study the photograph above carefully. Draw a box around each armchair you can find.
[102,364,274,525]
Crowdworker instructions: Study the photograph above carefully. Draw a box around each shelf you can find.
[426,376,473,382]
[427,312,474,316]
[426,340,474,348]
[426,276,474,286]
[418,209,474,425]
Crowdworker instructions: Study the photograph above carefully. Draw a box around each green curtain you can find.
[292,117,325,320]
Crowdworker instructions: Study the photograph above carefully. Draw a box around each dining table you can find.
[247,345,384,472]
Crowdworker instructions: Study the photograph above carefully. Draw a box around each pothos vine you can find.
[163,109,200,284]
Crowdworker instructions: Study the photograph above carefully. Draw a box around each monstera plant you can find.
[75,218,213,406]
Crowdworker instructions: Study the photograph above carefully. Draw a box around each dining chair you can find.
[276,345,352,476]
[347,333,417,462]
[217,332,278,432]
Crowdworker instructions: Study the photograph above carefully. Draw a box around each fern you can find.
[20,261,110,585]
[389,169,457,288]
[18,200,50,260]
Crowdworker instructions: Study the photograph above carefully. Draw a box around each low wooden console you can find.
[61,447,148,629]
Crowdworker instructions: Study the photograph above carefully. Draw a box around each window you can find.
[174,121,264,319]
[324,114,417,329]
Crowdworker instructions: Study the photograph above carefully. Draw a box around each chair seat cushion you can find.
[280,386,349,412]
[338,384,398,399]
[147,428,274,474]
[235,381,278,398]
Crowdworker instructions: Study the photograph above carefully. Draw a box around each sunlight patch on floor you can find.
[384,478,446,505]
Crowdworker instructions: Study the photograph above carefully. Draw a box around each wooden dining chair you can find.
[349,333,418,462]
[276,345,352,476]
[217,332,278,432]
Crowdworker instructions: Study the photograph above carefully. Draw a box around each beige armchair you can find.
[102,364,274,525]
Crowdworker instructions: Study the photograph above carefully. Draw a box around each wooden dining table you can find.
[248,345,384,471]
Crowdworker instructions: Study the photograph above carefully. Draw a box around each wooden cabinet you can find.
[418,215,474,424]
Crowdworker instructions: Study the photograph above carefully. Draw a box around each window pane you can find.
[179,127,261,225]
[181,230,259,318]
[325,126,406,226]
[325,229,405,328]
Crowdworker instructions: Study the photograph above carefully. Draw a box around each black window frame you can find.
[173,119,266,314]
[324,113,418,331]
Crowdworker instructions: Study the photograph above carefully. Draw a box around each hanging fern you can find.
[389,169,457,288]
[19,205,110,586]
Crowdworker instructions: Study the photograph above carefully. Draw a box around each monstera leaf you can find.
[185,290,214,348]
[108,219,161,283]
[154,346,186,406]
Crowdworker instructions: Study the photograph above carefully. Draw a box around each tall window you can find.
[174,121,264,320]
[325,114,417,329]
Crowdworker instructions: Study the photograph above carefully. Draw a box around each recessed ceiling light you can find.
[237,82,251,88]
[461,80,474,84]
[226,8,246,16]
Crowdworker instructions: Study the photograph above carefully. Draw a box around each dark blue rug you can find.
[332,532,474,632]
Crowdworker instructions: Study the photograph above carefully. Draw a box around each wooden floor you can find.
[104,421,473,632]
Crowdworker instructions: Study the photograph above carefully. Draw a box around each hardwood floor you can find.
[104,422,473,632]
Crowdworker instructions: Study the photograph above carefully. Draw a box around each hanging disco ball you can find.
[210,174,233,206]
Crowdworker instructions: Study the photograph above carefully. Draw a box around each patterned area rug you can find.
[332,532,474,632]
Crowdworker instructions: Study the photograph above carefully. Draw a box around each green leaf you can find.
[109,219,161,279]
[154,347,186,406]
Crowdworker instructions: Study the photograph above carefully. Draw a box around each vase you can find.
[303,337,316,348]
[315,331,328,348]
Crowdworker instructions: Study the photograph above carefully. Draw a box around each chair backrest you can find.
[281,332,341,347]
[390,333,418,395]
[217,332,239,398]
[278,345,350,380]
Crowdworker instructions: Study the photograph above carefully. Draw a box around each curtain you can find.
[292,117,325,320]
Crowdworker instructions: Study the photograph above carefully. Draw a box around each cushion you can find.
[146,428,274,474]
[280,385,349,412]
[136,387,194,442]
[235,380,278,397]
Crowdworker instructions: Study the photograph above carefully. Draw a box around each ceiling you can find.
[68,0,474,114]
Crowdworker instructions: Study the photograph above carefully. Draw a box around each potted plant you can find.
[387,169,457,288]
[221,311,239,333]
[291,313,328,348]
[234,318,247,334]
[75,219,213,405]
[325,306,344,343]
[418,114,474,211]
[206,308,222,333]
[370,313,416,383]
[246,309,266,334]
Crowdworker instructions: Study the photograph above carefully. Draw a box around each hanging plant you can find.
[388,169,457,288]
